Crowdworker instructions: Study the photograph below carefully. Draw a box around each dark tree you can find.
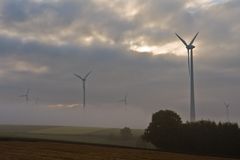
[182,121,240,155]
[182,120,218,153]
[142,109,240,157]
[142,110,182,150]
[120,127,133,139]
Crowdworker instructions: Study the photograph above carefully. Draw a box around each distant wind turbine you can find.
[19,89,30,103]
[119,94,128,106]
[224,102,230,122]
[74,71,92,108]
[176,32,199,122]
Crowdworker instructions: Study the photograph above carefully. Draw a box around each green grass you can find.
[0,125,53,133]
[31,126,144,136]
[0,125,153,148]
[31,126,116,135]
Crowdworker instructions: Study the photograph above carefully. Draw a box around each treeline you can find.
[142,110,240,157]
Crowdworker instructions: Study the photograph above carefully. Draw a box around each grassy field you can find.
[0,125,151,148]
[0,140,238,160]
[0,125,238,159]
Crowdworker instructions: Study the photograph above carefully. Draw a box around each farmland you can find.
[0,140,238,160]
[0,125,239,160]
[0,125,150,148]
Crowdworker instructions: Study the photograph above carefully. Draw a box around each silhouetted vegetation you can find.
[120,127,133,140]
[143,110,240,157]
[142,110,182,151]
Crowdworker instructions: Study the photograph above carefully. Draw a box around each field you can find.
[0,125,151,148]
[0,140,238,160]
[0,125,239,160]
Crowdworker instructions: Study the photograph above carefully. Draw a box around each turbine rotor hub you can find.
[186,45,195,50]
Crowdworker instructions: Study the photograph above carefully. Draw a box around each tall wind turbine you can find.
[224,102,230,122]
[74,71,92,108]
[19,89,30,103]
[176,32,199,122]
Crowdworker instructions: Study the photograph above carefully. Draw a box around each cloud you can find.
[185,0,231,9]
[48,103,80,109]
[0,0,240,127]
[12,61,48,74]
[0,57,49,79]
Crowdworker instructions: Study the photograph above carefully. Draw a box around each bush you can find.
[120,127,133,140]
[142,110,182,150]
[143,109,240,156]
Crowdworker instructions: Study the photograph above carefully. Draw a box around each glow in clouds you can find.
[79,32,115,45]
[92,0,141,19]
[186,0,230,9]
[130,41,188,56]
[48,104,80,109]
[0,58,49,76]
[14,61,49,74]
[32,0,60,2]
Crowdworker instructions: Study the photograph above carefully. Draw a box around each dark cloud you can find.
[1,0,32,22]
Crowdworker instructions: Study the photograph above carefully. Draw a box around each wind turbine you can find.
[74,71,92,108]
[119,94,128,106]
[19,89,30,103]
[176,32,199,122]
[224,102,230,122]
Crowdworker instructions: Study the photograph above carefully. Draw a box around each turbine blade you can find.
[224,102,227,106]
[224,102,230,108]
[175,33,188,46]
[84,71,92,79]
[189,32,199,45]
[74,73,84,80]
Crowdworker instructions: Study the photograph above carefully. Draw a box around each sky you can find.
[0,0,239,129]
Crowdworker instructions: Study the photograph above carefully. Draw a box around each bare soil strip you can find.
[0,141,238,160]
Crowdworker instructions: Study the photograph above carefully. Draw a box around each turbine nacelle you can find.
[186,45,195,50]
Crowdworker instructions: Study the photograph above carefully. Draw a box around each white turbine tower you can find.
[176,32,199,122]
[74,71,92,109]
[224,102,230,122]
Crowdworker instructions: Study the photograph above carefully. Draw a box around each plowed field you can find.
[0,141,238,160]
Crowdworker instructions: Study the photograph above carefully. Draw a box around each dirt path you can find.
[0,141,238,160]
